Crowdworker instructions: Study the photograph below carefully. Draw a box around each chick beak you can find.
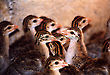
[61,62,68,67]
[87,18,91,23]
[56,30,61,34]
[14,25,19,29]
[56,24,62,28]
[57,29,67,35]
[61,31,68,35]
[66,38,70,42]
[37,18,43,25]
[51,38,57,41]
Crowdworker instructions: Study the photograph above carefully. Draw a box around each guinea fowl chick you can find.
[0,21,19,74]
[35,30,56,60]
[37,16,69,50]
[36,16,62,33]
[0,21,19,57]
[57,16,91,55]
[23,15,43,37]
[39,16,69,50]
[9,15,43,59]
[102,38,110,64]
[71,16,91,30]
[57,16,91,33]
[59,27,109,74]
[101,38,110,74]
[57,27,88,65]
[71,16,91,55]
[52,33,70,51]
[43,56,80,75]
[46,40,66,58]
[5,15,45,75]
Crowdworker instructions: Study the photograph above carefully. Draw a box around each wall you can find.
[0,0,110,43]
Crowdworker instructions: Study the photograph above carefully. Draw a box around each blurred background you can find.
[0,0,110,58]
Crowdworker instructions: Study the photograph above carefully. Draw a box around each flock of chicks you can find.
[0,15,110,75]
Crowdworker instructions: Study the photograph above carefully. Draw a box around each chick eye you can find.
[78,34,80,37]
[60,38,64,41]
[82,20,86,23]
[45,35,49,38]
[39,39,42,41]
[7,26,11,29]
[70,31,75,34]
[51,23,55,26]
[33,20,37,23]
[55,61,59,65]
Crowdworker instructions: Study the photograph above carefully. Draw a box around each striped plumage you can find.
[38,16,55,31]
[52,33,70,46]
[72,16,91,30]
[56,16,91,55]
[102,38,110,74]
[35,16,61,33]
[34,30,66,60]
[1,15,108,75]
[71,16,91,55]
[38,16,69,52]
[46,41,66,57]
[35,30,56,60]
[72,16,91,55]
[35,30,56,46]
[102,38,110,66]
[58,27,109,74]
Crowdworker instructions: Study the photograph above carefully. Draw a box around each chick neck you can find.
[65,38,79,64]
[80,29,88,55]
[65,29,87,64]
[50,70,61,75]
[30,27,37,40]
[2,35,9,57]
[40,42,49,60]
